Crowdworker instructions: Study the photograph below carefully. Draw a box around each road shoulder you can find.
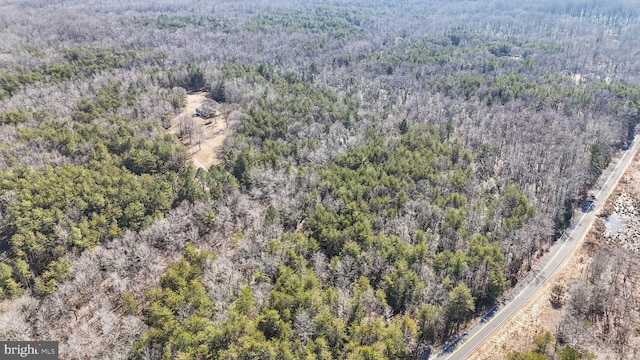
[467,139,640,359]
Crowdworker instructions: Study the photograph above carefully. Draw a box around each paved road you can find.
[436,136,640,360]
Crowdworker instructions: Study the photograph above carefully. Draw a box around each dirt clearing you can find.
[168,92,238,169]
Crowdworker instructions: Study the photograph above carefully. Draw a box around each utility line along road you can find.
[436,135,640,360]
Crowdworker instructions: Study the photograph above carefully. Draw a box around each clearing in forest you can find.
[168,91,236,169]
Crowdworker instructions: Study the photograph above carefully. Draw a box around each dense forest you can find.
[0,0,639,358]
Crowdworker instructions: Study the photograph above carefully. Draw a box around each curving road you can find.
[435,135,640,360]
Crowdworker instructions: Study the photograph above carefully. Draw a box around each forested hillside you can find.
[0,0,639,358]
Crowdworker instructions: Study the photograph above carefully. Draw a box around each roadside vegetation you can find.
[0,0,639,358]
